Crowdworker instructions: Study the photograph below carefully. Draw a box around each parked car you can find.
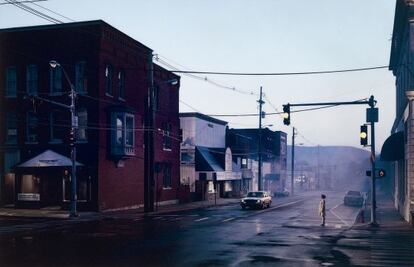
[274,189,290,197]
[240,191,272,210]
[344,190,364,207]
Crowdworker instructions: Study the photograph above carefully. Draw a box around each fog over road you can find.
[0,190,366,267]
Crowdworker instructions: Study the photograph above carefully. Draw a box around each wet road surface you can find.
[0,191,365,267]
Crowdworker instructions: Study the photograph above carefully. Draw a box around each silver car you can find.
[344,190,364,207]
[240,191,272,210]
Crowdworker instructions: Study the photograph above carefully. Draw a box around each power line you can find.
[5,0,63,24]
[0,0,46,5]
[155,56,258,96]
[169,65,390,76]
[31,1,75,22]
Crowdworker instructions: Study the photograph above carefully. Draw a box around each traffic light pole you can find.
[291,127,295,196]
[369,103,378,226]
[283,95,378,226]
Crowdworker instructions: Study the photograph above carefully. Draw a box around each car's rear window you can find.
[247,192,264,197]
[347,191,361,196]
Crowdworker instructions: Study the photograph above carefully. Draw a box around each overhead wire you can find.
[4,0,63,24]
[0,0,46,5]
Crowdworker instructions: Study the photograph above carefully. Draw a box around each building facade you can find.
[180,113,242,200]
[226,128,287,195]
[386,0,414,222]
[0,20,180,211]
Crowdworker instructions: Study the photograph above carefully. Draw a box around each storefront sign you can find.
[18,193,40,201]
[216,171,242,181]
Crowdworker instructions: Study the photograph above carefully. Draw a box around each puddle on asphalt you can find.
[249,255,281,263]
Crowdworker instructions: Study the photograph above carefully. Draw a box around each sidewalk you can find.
[344,192,414,266]
[353,191,412,230]
[0,197,241,221]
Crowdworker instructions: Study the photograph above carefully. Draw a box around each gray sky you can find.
[0,0,396,150]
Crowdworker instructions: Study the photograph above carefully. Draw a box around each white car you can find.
[240,191,272,210]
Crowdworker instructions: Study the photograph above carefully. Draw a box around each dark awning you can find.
[195,147,224,172]
[380,131,404,161]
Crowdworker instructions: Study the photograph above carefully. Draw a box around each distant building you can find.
[385,0,414,222]
[180,113,242,200]
[226,128,287,194]
[0,20,180,211]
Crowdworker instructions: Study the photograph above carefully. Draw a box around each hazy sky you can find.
[0,0,396,150]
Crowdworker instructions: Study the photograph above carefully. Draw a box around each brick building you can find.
[226,128,287,194]
[0,20,180,211]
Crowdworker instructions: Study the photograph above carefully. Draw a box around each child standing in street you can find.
[319,194,326,226]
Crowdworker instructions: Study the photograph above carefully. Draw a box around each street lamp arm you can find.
[29,95,71,109]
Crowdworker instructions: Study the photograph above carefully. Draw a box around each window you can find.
[162,122,172,150]
[50,66,62,95]
[6,112,17,144]
[75,61,87,93]
[125,115,134,146]
[26,112,38,143]
[21,175,40,194]
[105,64,113,96]
[76,108,88,142]
[6,66,17,97]
[63,174,90,202]
[241,158,248,169]
[50,110,65,143]
[111,112,135,156]
[116,114,124,146]
[163,164,172,188]
[26,64,38,95]
[118,70,125,100]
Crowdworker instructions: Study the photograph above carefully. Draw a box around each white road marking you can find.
[222,217,235,222]
[329,203,350,226]
[194,217,209,222]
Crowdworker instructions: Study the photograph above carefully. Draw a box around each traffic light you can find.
[283,104,290,125]
[360,125,368,146]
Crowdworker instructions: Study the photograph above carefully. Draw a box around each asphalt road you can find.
[0,191,362,267]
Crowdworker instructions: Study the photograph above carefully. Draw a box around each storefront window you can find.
[21,175,40,194]
[63,174,90,202]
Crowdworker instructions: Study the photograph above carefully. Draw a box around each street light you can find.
[49,60,78,218]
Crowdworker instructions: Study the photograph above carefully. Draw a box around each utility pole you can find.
[317,145,320,190]
[144,53,155,212]
[69,79,77,217]
[44,60,78,217]
[291,127,295,196]
[257,86,264,191]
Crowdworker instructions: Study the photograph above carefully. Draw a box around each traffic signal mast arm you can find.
[282,96,376,126]
[288,98,373,108]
